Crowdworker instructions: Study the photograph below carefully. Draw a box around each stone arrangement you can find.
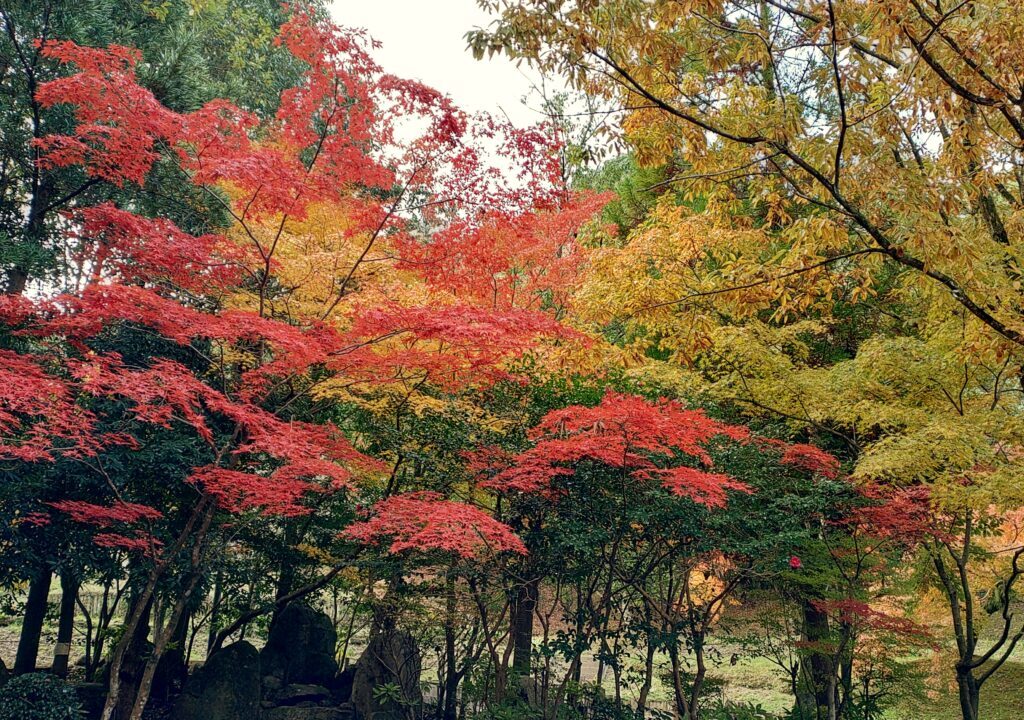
[163,604,420,720]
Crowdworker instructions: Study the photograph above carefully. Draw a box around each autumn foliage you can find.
[2,8,594,552]
[490,391,752,508]
[0,7,616,716]
[344,492,527,559]
[6,3,1003,720]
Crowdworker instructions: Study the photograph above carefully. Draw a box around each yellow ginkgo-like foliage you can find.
[474,0,1024,515]
[476,0,1024,346]
[473,7,1024,701]
[224,200,429,328]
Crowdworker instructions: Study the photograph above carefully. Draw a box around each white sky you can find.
[329,0,550,127]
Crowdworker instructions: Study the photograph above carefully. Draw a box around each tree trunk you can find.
[511,577,538,675]
[14,569,52,674]
[493,634,513,704]
[124,508,214,720]
[688,634,707,720]
[128,574,203,720]
[442,578,460,720]
[103,498,214,720]
[83,575,123,681]
[52,573,80,677]
[836,628,853,720]
[442,655,458,720]
[956,668,980,720]
[272,522,304,622]
[206,570,223,655]
[637,637,655,718]
[668,644,692,720]
[109,595,154,720]
[800,599,834,717]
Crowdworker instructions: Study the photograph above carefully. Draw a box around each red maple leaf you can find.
[344,492,526,559]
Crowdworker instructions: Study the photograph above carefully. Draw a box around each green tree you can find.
[0,0,317,293]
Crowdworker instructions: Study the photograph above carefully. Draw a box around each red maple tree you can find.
[0,7,599,719]
[488,391,752,508]
[344,491,526,559]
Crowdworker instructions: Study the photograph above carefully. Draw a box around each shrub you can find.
[704,701,780,720]
[0,673,83,720]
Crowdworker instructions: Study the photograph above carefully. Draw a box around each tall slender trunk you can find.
[102,498,213,720]
[3,103,49,295]
[151,600,192,703]
[491,622,514,704]
[442,636,460,720]
[511,577,538,675]
[550,654,581,720]
[125,506,214,720]
[956,669,979,720]
[128,569,205,720]
[272,522,304,621]
[789,664,808,720]
[636,636,656,718]
[80,574,123,681]
[52,573,80,677]
[668,644,691,720]
[103,575,162,720]
[800,598,834,718]
[14,568,52,674]
[442,576,460,720]
[109,596,153,720]
[688,632,708,720]
[206,570,223,655]
[836,624,854,720]
[611,656,623,709]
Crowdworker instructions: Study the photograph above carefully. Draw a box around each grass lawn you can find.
[4,610,1022,720]
[706,649,1024,720]
[888,660,1024,720]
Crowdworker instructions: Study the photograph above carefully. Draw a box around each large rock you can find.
[74,682,107,720]
[264,707,353,720]
[261,604,338,687]
[351,629,421,720]
[172,640,260,720]
[276,683,331,707]
[517,674,541,708]
[151,646,188,702]
[329,666,356,704]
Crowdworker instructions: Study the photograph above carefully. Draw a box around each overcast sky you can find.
[329,0,550,127]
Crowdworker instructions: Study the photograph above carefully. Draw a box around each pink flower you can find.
[789,556,803,569]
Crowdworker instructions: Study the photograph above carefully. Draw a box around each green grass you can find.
[888,660,1024,720]
[574,643,1024,719]
[704,647,1024,720]
[711,654,794,715]
[5,610,1022,720]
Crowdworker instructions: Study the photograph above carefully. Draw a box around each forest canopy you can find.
[1,3,1023,720]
